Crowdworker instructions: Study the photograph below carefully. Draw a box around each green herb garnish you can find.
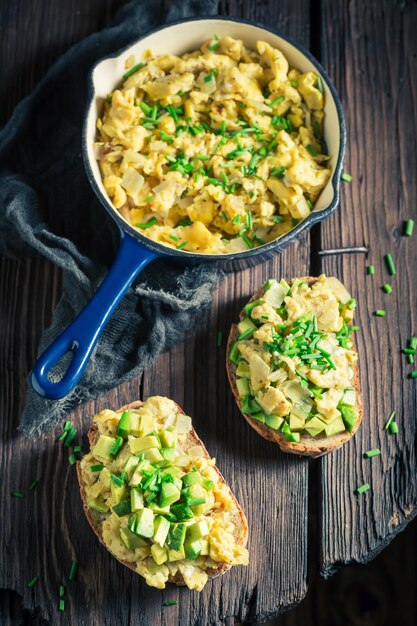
[404,219,414,237]
[385,253,396,276]
[137,217,157,229]
[123,62,145,79]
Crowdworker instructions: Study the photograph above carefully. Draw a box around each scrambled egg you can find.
[80,396,248,590]
[230,275,359,439]
[95,36,331,254]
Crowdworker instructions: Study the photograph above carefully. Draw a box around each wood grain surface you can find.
[1,0,416,625]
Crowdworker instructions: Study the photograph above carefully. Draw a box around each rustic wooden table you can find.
[1,1,417,625]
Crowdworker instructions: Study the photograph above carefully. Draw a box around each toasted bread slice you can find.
[226,277,363,458]
[77,400,248,587]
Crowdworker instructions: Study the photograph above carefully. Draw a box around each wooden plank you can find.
[318,0,417,577]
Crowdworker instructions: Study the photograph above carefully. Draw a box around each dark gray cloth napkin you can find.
[0,0,223,436]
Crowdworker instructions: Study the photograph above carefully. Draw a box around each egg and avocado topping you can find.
[95,35,331,254]
[80,397,248,590]
[229,275,359,441]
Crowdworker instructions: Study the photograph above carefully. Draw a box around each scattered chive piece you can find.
[364,449,381,458]
[163,601,177,607]
[269,95,285,106]
[208,42,219,51]
[404,219,414,237]
[271,166,286,178]
[316,76,324,93]
[232,215,241,224]
[402,348,416,355]
[63,421,72,431]
[27,577,39,589]
[69,561,78,581]
[290,80,298,88]
[389,421,399,435]
[221,120,227,136]
[408,354,414,364]
[195,154,209,161]
[410,371,417,379]
[177,241,188,250]
[242,236,253,249]
[306,144,318,157]
[69,453,77,466]
[137,217,157,229]
[91,464,104,472]
[367,264,375,275]
[383,283,392,294]
[59,585,65,598]
[306,199,314,210]
[73,445,81,453]
[410,337,417,349]
[29,480,38,491]
[356,483,370,495]
[123,62,145,79]
[273,216,283,223]
[12,492,24,498]
[385,253,396,276]
[341,172,352,183]
[374,309,386,317]
[64,426,77,447]
[217,331,223,347]
[144,195,154,203]
[169,234,179,242]
[59,599,65,612]
[384,411,396,430]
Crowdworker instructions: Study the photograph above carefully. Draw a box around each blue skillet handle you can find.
[30,232,158,400]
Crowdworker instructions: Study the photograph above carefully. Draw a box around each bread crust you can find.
[77,400,249,586]
[226,277,363,458]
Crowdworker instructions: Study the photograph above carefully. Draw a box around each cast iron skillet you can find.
[30,17,346,400]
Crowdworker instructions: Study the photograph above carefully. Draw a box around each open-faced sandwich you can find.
[77,396,248,590]
[227,275,362,457]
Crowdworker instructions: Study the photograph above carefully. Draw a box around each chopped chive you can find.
[404,219,414,237]
[163,601,177,607]
[217,331,223,347]
[290,80,298,88]
[270,166,286,178]
[204,73,214,83]
[195,154,209,161]
[64,426,77,447]
[374,309,386,317]
[221,172,228,186]
[410,336,417,349]
[69,453,77,466]
[69,561,78,581]
[341,172,352,183]
[384,253,396,276]
[27,577,38,588]
[143,195,153,203]
[177,241,188,250]
[273,216,283,223]
[90,464,104,472]
[306,199,314,210]
[160,130,173,143]
[242,236,253,249]
[12,491,24,498]
[123,62,145,79]
[410,371,417,379]
[306,144,318,156]
[356,483,370,495]
[384,410,396,430]
[389,421,399,435]
[232,215,241,224]
[408,354,414,364]
[316,76,324,93]
[73,445,81,453]
[63,421,72,431]
[169,234,179,242]
[364,449,381,458]
[382,283,392,294]
[403,348,416,355]
[59,585,65,598]
[28,480,38,491]
[221,120,227,136]
[208,43,219,51]
[246,211,253,230]
[367,264,375,275]
[137,217,157,229]
[59,599,65,612]
[269,95,285,106]
[166,105,178,124]
[221,211,228,222]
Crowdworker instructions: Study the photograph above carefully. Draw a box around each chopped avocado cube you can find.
[229,341,241,364]
[111,482,128,504]
[168,546,186,562]
[247,398,264,415]
[159,482,181,507]
[289,412,305,431]
[187,483,206,499]
[129,467,144,487]
[166,523,186,551]
[87,497,109,513]
[236,361,250,377]
[129,434,160,454]
[131,488,144,512]
[324,415,346,437]
[142,447,164,463]
[120,527,148,550]
[153,515,170,547]
[265,414,284,430]
[160,465,181,478]
[116,411,136,438]
[251,411,266,423]
[172,476,183,491]
[137,413,154,436]
[237,317,256,338]
[151,543,168,565]
[184,536,202,560]
[264,278,277,290]
[339,405,358,432]
[123,455,139,478]
[161,448,176,462]
[129,508,154,538]
[281,421,300,443]
[304,416,327,437]
[236,377,251,397]
[148,502,171,515]
[200,539,210,556]
[187,520,209,540]
[202,478,214,491]
[159,429,177,448]
[111,499,131,517]
[98,467,112,489]
[341,389,356,406]
[182,470,202,487]
[170,503,194,521]
[92,435,118,460]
